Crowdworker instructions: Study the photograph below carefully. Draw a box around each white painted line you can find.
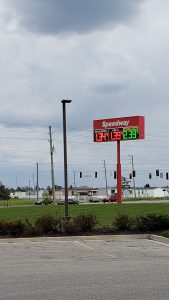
[75,241,94,250]
[149,239,169,247]
[75,241,119,258]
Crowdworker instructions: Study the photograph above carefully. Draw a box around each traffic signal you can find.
[149,173,152,179]
[156,170,159,176]
[95,172,97,178]
[80,172,82,178]
[166,173,169,180]
[129,173,132,179]
[114,171,116,179]
[132,170,136,177]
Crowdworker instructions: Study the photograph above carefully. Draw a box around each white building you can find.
[125,187,169,198]
[10,186,169,201]
[10,190,44,199]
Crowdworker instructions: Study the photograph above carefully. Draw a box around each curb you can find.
[0,234,169,244]
[149,234,169,245]
[0,234,150,243]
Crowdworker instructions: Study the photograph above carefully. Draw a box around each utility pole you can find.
[73,170,77,196]
[49,126,55,204]
[33,173,35,195]
[129,155,136,198]
[103,160,108,197]
[16,177,18,197]
[28,179,30,200]
[36,163,39,202]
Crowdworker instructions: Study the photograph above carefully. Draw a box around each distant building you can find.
[10,190,44,199]
[10,186,169,200]
[124,187,169,198]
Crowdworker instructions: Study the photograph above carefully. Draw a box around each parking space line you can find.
[75,241,94,250]
[75,241,119,258]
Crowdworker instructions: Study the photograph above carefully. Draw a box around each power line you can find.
[0,136,47,141]
[0,160,51,164]
[0,149,49,153]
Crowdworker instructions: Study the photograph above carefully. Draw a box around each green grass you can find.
[123,197,169,201]
[0,203,169,227]
[0,199,34,206]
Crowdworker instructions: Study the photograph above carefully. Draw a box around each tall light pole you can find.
[49,126,55,204]
[61,99,72,220]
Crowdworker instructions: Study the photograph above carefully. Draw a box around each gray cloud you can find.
[1,0,169,189]
[7,0,143,34]
[90,83,128,94]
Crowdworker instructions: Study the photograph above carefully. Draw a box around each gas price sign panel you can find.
[93,116,145,142]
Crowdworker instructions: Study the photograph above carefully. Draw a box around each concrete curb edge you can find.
[149,234,169,245]
[0,234,169,244]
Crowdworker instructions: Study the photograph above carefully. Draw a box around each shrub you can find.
[35,215,59,235]
[0,220,25,236]
[134,214,169,232]
[161,230,169,238]
[113,214,133,231]
[94,225,114,234]
[73,213,97,233]
[11,221,25,236]
[24,219,37,236]
[60,218,78,234]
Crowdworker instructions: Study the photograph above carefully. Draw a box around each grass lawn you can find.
[123,197,169,201]
[0,199,34,206]
[0,203,169,227]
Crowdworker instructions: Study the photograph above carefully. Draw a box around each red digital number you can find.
[110,131,123,141]
[95,132,108,142]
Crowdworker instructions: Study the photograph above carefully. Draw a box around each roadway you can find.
[84,199,169,204]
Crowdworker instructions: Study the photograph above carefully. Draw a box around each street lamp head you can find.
[61,99,72,104]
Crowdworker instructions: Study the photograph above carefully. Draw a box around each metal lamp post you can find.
[61,99,72,220]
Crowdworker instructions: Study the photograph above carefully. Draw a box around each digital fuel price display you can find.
[94,127,139,142]
[93,116,144,143]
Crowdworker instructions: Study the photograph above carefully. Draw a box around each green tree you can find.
[0,185,10,200]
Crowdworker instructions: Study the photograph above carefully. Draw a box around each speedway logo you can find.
[102,120,129,128]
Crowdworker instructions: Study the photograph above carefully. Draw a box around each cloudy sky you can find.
[0,0,169,189]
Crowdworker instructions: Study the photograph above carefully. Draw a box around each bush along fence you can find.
[0,213,169,238]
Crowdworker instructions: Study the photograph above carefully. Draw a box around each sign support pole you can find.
[117,140,122,204]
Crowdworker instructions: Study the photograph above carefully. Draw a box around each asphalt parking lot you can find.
[0,236,168,300]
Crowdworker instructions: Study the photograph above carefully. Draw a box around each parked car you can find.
[57,197,79,205]
[89,197,100,203]
[34,200,44,205]
[34,199,53,205]
[68,197,79,204]
[57,199,65,205]
[102,194,117,203]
